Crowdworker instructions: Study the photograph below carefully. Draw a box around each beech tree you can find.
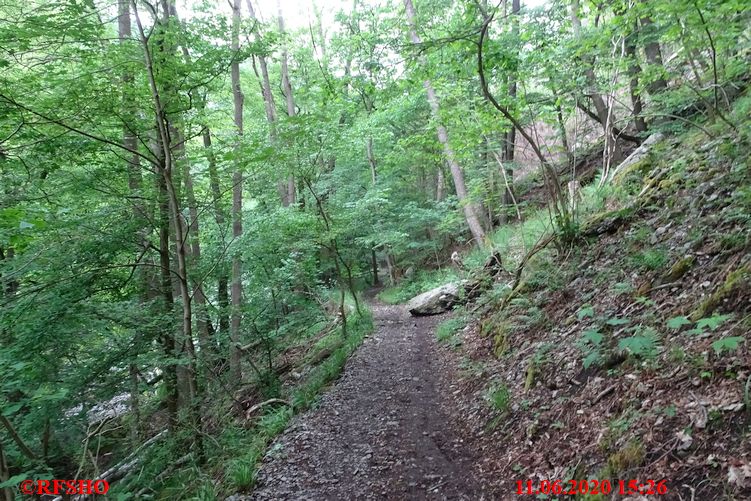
[403,0,487,247]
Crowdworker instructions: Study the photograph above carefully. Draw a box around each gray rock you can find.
[610,132,665,182]
[407,283,461,316]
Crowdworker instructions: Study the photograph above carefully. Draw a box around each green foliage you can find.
[666,316,692,330]
[1,0,750,494]
[577,328,604,369]
[694,314,733,332]
[486,382,511,414]
[378,268,458,304]
[436,315,466,346]
[227,460,256,491]
[577,304,595,320]
[670,313,734,335]
[618,328,660,360]
[711,337,745,356]
[629,248,669,271]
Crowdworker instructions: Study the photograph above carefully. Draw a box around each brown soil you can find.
[246,301,485,500]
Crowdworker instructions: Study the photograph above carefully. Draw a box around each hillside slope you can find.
[440,102,751,499]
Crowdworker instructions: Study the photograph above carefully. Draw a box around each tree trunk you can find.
[229,0,244,384]
[371,248,380,286]
[639,15,668,95]
[132,0,199,440]
[155,164,178,429]
[277,0,296,206]
[366,136,377,185]
[403,0,486,247]
[178,129,212,356]
[553,90,573,167]
[119,0,143,446]
[624,28,647,133]
[0,439,13,501]
[203,129,230,339]
[436,166,444,202]
[169,0,214,363]
[246,0,287,207]
[500,0,519,225]
[570,0,622,167]
[247,0,278,132]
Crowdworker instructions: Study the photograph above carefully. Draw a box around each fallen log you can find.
[50,430,167,501]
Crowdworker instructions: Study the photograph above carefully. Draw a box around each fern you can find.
[618,328,660,359]
[695,313,733,331]
[666,315,691,329]
[711,336,744,355]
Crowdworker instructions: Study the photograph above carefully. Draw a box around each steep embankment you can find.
[445,119,751,498]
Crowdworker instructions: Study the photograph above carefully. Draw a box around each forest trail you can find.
[247,300,482,500]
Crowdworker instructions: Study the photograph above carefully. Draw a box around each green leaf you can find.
[696,314,733,331]
[618,330,659,359]
[583,351,601,369]
[606,317,630,326]
[667,316,691,329]
[582,329,604,346]
[1,403,23,417]
[711,336,744,355]
[577,304,595,320]
[0,474,29,488]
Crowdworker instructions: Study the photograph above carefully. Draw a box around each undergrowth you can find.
[112,295,373,500]
[377,268,458,304]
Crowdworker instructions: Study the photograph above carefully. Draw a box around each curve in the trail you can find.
[246,301,481,500]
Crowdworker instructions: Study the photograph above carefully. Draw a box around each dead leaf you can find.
[720,402,744,412]
[676,430,693,451]
[727,463,751,488]
[688,402,708,429]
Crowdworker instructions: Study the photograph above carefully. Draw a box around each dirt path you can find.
[247,301,482,500]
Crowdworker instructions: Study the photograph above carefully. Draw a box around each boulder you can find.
[407,282,462,316]
[610,132,665,182]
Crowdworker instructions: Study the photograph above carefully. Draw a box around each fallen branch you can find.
[0,415,37,460]
[592,385,616,405]
[245,398,290,419]
[50,430,167,501]
[500,233,556,309]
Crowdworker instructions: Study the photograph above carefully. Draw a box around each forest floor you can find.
[243,299,489,500]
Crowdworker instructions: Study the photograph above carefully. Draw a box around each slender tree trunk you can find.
[552,88,573,167]
[169,0,214,363]
[132,1,199,443]
[500,0,519,225]
[366,136,377,185]
[639,14,668,95]
[203,130,230,339]
[119,0,143,446]
[247,0,278,132]
[371,248,380,286]
[156,168,178,429]
[436,166,444,202]
[229,0,244,384]
[247,0,289,208]
[624,29,647,133]
[277,0,296,205]
[0,439,13,501]
[570,0,622,166]
[177,129,211,355]
[403,0,486,247]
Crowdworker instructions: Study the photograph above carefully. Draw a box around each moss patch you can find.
[690,265,751,321]
[663,255,696,281]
